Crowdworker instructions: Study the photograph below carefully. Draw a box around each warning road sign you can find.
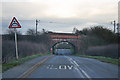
[9,17,21,28]
[8,17,21,59]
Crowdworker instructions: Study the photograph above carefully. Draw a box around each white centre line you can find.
[64,56,91,79]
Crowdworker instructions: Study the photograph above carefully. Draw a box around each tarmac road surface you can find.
[3,55,119,78]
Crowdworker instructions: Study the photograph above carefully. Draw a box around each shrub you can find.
[2,40,49,63]
[85,44,118,58]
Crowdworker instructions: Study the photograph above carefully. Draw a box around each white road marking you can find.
[80,69,91,78]
[59,65,67,69]
[64,56,91,78]
[73,61,79,67]
[46,65,73,70]
[64,56,84,78]
[67,65,73,70]
[46,65,51,69]
[74,66,84,78]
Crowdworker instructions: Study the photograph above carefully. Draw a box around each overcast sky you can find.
[1,0,119,34]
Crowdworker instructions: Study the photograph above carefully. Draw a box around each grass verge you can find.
[76,54,120,66]
[0,65,2,74]
[2,54,46,72]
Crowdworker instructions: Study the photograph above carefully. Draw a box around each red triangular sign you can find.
[9,17,21,28]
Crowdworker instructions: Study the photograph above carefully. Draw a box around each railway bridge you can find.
[47,32,82,54]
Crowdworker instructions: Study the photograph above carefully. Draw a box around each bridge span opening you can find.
[51,41,75,55]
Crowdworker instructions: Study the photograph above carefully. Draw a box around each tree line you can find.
[74,26,119,59]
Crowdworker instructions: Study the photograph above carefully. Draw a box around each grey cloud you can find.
[1,1,117,34]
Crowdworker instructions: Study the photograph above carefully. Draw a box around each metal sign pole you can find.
[9,17,21,60]
[14,28,19,60]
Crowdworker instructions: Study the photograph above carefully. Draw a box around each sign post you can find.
[9,17,21,60]
[14,28,18,60]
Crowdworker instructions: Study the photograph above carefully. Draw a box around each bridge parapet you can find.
[48,32,81,39]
